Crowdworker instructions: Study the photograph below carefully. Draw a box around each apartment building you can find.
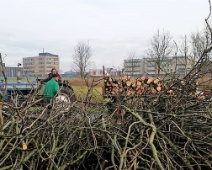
[123,59,143,76]
[4,66,23,77]
[124,56,194,77]
[23,52,60,76]
[0,63,24,78]
[143,56,193,75]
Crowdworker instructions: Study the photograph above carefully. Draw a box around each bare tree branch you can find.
[72,41,92,78]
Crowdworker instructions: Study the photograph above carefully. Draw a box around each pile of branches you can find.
[0,72,211,170]
[1,10,212,167]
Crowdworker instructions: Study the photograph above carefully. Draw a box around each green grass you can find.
[72,85,104,102]
[68,77,104,102]
[28,106,44,111]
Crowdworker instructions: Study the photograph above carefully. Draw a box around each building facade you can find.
[23,52,60,76]
[123,59,143,76]
[0,63,23,78]
[124,56,194,78]
[0,67,23,78]
[4,66,23,77]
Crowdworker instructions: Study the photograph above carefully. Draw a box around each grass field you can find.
[68,77,104,102]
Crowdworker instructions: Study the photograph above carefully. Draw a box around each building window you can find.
[176,64,185,66]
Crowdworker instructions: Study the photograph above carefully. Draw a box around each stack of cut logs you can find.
[104,76,166,96]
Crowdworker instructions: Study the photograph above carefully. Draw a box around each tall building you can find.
[23,52,60,76]
[123,59,143,76]
[124,56,194,78]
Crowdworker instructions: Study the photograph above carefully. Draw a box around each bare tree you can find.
[190,26,212,63]
[146,29,173,75]
[124,52,139,76]
[184,0,212,80]
[191,31,208,61]
[176,35,193,76]
[178,25,212,77]
[72,41,92,78]
[187,15,212,78]
[191,2,212,61]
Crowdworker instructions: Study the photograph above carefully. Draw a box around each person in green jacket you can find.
[43,73,60,104]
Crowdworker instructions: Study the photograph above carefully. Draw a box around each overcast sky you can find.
[0,0,209,72]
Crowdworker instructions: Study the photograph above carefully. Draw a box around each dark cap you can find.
[52,73,60,78]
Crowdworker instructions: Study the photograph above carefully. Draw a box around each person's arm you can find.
[42,73,53,83]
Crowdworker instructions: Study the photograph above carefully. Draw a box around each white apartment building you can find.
[124,56,194,77]
[123,59,143,76]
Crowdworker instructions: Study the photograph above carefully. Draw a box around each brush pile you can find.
[0,73,211,170]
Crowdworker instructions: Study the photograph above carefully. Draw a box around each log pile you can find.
[104,76,160,96]
[104,76,176,96]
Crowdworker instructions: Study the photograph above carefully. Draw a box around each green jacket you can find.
[43,78,59,98]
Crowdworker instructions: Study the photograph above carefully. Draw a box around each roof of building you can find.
[39,52,58,57]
